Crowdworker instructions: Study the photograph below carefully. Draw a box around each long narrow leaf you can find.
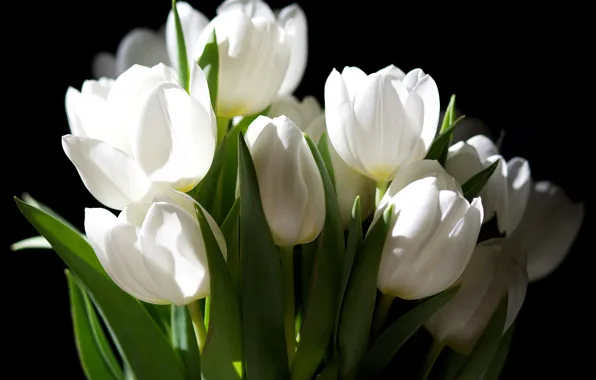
[220,199,240,293]
[337,205,394,377]
[171,0,190,92]
[291,136,345,380]
[16,198,186,380]
[482,324,515,380]
[357,287,460,376]
[67,270,123,380]
[461,160,500,201]
[171,306,201,379]
[197,30,219,113]
[238,134,288,379]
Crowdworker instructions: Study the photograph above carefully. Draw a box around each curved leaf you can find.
[171,0,190,92]
[238,134,288,380]
[462,160,499,201]
[482,324,515,380]
[171,306,201,379]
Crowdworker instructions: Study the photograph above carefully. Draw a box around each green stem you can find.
[420,340,445,380]
[375,181,388,205]
[217,117,230,146]
[371,293,394,339]
[279,245,296,364]
[187,301,207,353]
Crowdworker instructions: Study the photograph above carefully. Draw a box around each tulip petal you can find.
[217,0,276,19]
[341,66,367,101]
[467,134,499,161]
[140,201,210,305]
[277,4,308,96]
[189,64,216,121]
[65,87,86,137]
[379,64,406,80]
[498,158,531,234]
[510,181,584,282]
[62,135,151,210]
[115,28,170,76]
[131,82,216,192]
[325,69,363,175]
[92,52,117,79]
[411,74,440,150]
[166,1,209,66]
[504,261,528,332]
[85,208,162,303]
[402,69,425,89]
[268,96,304,127]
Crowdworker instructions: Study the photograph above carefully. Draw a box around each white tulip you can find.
[93,28,169,79]
[165,1,209,70]
[425,238,528,355]
[245,115,325,246]
[191,5,292,117]
[510,181,584,282]
[63,63,216,210]
[268,95,376,228]
[445,134,531,234]
[85,191,226,305]
[217,0,308,96]
[375,160,484,300]
[324,65,440,182]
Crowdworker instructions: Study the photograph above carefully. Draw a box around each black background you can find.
[6,0,593,378]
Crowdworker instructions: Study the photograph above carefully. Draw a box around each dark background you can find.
[6,0,593,378]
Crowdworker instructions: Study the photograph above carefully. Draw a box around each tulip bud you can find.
[193,7,293,117]
[63,63,216,210]
[375,160,484,300]
[84,191,226,306]
[245,115,325,246]
[445,135,531,234]
[324,65,440,182]
[510,181,584,282]
[217,0,308,96]
[268,95,322,130]
[425,238,528,355]
[93,28,170,79]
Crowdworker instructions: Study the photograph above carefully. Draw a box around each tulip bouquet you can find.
[12,0,584,379]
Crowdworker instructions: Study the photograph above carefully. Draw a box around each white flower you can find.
[63,63,216,210]
[375,160,484,300]
[245,115,325,246]
[85,191,226,305]
[186,4,292,117]
[93,28,170,79]
[324,65,440,182]
[445,134,531,234]
[425,238,528,355]
[216,0,307,96]
[510,181,584,282]
[268,98,376,229]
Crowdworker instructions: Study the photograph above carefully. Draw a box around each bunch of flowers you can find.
[13,1,584,379]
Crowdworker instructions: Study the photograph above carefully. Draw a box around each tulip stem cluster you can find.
[371,293,395,339]
[187,301,207,353]
[279,245,296,364]
[420,340,445,380]
[375,181,389,205]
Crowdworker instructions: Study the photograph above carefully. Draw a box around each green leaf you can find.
[461,160,500,201]
[317,357,339,380]
[171,0,190,92]
[482,324,514,380]
[143,304,171,336]
[299,240,317,315]
[292,135,345,380]
[11,235,51,251]
[22,193,81,233]
[197,29,219,114]
[440,94,457,134]
[67,270,123,380]
[317,132,336,189]
[436,349,468,380]
[191,134,227,216]
[221,199,241,293]
[357,287,460,376]
[237,134,288,380]
[195,204,243,380]
[425,115,465,163]
[337,205,394,377]
[15,198,186,380]
[171,306,201,379]
[333,197,362,349]
[214,108,270,224]
[454,296,508,380]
